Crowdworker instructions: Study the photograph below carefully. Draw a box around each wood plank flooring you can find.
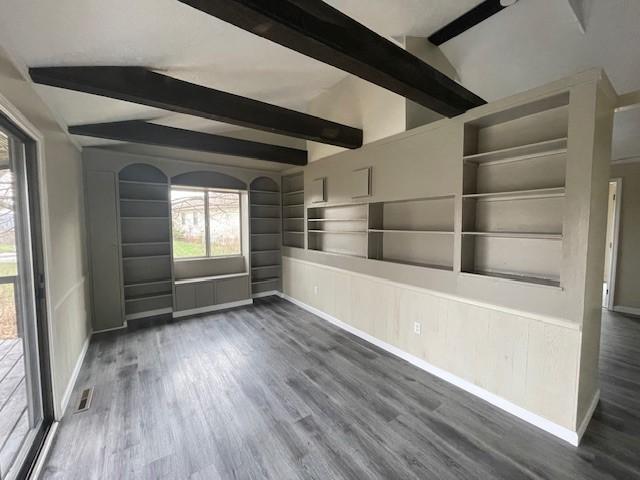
[0,338,29,477]
[42,297,640,479]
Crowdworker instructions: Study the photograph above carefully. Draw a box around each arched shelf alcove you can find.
[118,163,174,321]
[171,170,247,190]
[248,177,282,296]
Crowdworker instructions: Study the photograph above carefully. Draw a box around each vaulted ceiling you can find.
[0,0,638,168]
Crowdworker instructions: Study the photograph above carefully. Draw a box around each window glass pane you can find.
[209,191,241,256]
[171,189,206,258]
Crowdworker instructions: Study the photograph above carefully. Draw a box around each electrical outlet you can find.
[413,322,421,335]
[314,285,319,295]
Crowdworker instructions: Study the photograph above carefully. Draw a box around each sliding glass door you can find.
[0,117,51,480]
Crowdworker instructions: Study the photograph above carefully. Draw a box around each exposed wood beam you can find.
[428,0,515,46]
[69,120,308,165]
[29,66,362,149]
[615,89,640,113]
[177,0,485,117]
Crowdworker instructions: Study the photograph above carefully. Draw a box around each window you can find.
[171,188,241,258]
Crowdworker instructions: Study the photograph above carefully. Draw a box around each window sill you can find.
[173,254,244,262]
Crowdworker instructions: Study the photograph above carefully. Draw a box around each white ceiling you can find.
[0,0,639,166]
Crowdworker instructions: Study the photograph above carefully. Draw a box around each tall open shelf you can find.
[307,204,368,258]
[368,196,455,270]
[119,164,173,320]
[249,177,282,295]
[461,93,569,287]
[282,172,305,248]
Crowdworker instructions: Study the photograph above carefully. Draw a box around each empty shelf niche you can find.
[460,93,568,287]
[249,177,282,291]
[307,204,368,258]
[119,163,174,315]
[367,197,454,270]
[282,172,305,248]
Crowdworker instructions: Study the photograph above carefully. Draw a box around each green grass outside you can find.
[172,239,240,258]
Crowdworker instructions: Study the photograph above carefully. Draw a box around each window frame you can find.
[170,186,243,260]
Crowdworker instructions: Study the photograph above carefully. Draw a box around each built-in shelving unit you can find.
[118,164,173,320]
[282,172,305,248]
[461,92,569,288]
[307,203,369,258]
[367,196,455,270]
[250,177,282,295]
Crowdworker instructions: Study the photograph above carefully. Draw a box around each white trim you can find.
[283,256,580,331]
[278,292,582,446]
[172,299,253,318]
[252,290,280,298]
[613,305,640,317]
[27,421,59,480]
[58,335,90,420]
[576,389,600,442]
[93,323,128,334]
[606,179,622,310]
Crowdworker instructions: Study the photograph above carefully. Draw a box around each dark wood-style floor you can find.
[43,297,640,479]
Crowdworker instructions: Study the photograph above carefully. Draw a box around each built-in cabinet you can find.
[281,172,305,248]
[249,177,282,295]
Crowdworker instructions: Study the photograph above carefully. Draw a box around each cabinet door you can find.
[86,171,124,331]
[195,282,215,308]
[175,284,196,311]
[215,277,250,304]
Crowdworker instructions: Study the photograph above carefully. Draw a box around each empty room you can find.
[0,0,639,479]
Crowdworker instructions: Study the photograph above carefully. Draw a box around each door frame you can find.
[0,91,56,479]
[605,178,622,311]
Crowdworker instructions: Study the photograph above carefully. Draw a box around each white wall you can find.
[0,46,90,417]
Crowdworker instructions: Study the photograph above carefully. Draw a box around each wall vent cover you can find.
[75,387,94,413]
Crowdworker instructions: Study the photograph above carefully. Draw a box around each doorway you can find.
[0,113,52,480]
[603,179,622,310]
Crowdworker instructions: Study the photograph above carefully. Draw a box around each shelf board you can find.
[308,230,367,235]
[119,179,168,186]
[251,277,281,285]
[250,189,280,194]
[461,271,561,288]
[371,257,453,271]
[251,217,280,220]
[284,230,305,234]
[462,231,563,240]
[251,249,280,254]
[463,137,567,164]
[121,216,168,220]
[125,293,172,302]
[251,265,281,271]
[283,204,304,208]
[120,198,168,204]
[308,248,366,259]
[123,255,171,261]
[251,233,280,236]
[251,203,280,207]
[124,279,172,288]
[284,190,304,196]
[308,218,367,222]
[175,272,249,285]
[463,187,565,202]
[121,241,170,246]
[284,217,304,220]
[368,229,453,235]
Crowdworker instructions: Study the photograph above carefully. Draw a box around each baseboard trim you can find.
[92,323,127,334]
[613,305,640,317]
[172,299,253,318]
[279,292,582,446]
[28,421,59,480]
[252,290,279,299]
[576,389,600,442]
[58,334,90,420]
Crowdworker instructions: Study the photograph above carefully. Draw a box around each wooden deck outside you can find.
[0,338,28,477]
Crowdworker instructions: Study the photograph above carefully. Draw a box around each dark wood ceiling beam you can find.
[68,120,308,165]
[29,66,362,149]
[177,0,486,117]
[429,0,512,46]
